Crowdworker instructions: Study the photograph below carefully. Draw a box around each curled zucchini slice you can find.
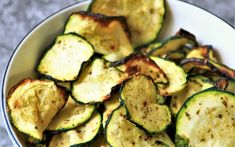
[151,56,187,95]
[49,111,102,147]
[121,75,171,133]
[89,0,166,48]
[176,88,235,146]
[72,58,127,103]
[149,29,197,57]
[7,79,67,141]
[64,11,133,61]
[47,96,95,131]
[106,106,175,147]
[170,76,213,115]
[110,53,168,84]
[37,33,94,81]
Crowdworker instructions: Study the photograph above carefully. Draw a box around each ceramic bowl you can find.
[1,0,235,146]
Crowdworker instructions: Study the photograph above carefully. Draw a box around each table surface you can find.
[0,0,234,146]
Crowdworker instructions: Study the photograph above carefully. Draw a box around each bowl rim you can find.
[1,0,234,146]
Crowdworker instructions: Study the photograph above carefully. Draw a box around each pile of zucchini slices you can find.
[7,0,235,146]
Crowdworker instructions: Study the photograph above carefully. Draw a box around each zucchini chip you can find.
[164,50,186,62]
[111,53,168,84]
[181,58,235,80]
[89,0,166,48]
[47,96,95,131]
[121,75,171,133]
[49,111,101,147]
[7,79,67,141]
[64,11,133,61]
[103,92,120,128]
[106,106,175,147]
[176,89,235,146]
[170,76,213,115]
[186,45,218,62]
[151,57,187,95]
[37,33,94,81]
[149,29,197,57]
[72,58,127,103]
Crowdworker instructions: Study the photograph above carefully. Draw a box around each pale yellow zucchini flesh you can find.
[7,79,67,140]
[64,11,133,61]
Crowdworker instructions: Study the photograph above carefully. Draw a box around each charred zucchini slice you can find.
[181,58,235,80]
[7,79,67,140]
[47,96,95,131]
[72,58,126,103]
[110,53,168,84]
[37,33,94,81]
[89,0,166,48]
[103,92,120,128]
[121,75,171,133]
[49,111,101,147]
[64,11,133,61]
[149,29,197,57]
[186,45,218,62]
[176,89,235,146]
[106,106,175,147]
[151,57,187,95]
[170,76,213,115]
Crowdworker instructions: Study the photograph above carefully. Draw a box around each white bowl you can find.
[1,0,235,146]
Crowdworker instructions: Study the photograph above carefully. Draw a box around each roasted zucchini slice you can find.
[186,45,218,62]
[164,50,186,62]
[47,96,95,131]
[110,53,168,84]
[49,111,102,147]
[181,58,235,80]
[151,56,187,95]
[121,75,171,133]
[103,92,120,128]
[149,29,197,57]
[64,11,133,62]
[37,33,94,81]
[106,106,175,147]
[89,0,166,48]
[72,58,127,103]
[7,79,67,141]
[170,76,213,115]
[176,88,235,146]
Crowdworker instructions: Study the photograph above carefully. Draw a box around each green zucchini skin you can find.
[89,0,166,48]
[105,106,175,147]
[120,75,171,134]
[176,88,235,146]
[37,33,94,82]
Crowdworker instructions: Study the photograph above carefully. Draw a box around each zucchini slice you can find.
[7,79,67,141]
[88,134,110,147]
[181,58,235,80]
[47,96,95,131]
[164,50,186,62]
[151,56,187,95]
[106,106,175,147]
[149,29,197,57]
[72,58,127,103]
[56,81,71,91]
[120,75,171,133]
[49,111,102,147]
[89,0,166,48]
[176,89,235,146]
[170,76,213,115]
[186,45,218,62]
[64,11,133,62]
[103,92,120,128]
[37,33,94,81]
[110,53,168,84]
